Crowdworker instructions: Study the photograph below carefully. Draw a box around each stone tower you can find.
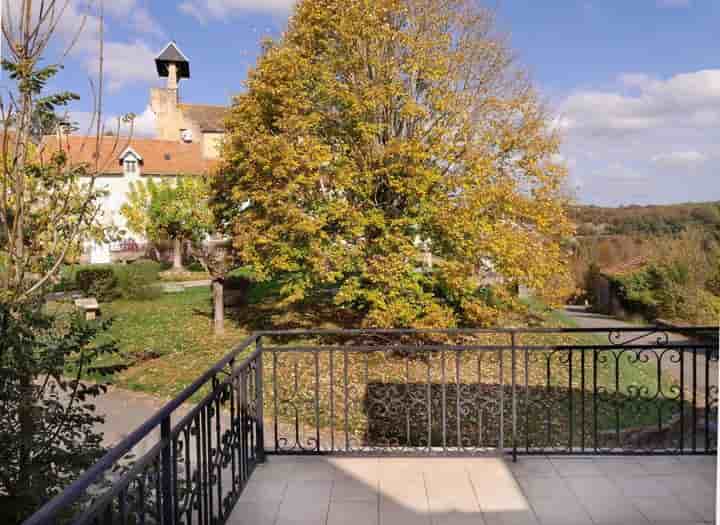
[150,42,191,141]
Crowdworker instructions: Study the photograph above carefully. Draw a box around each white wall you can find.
[83,163,174,263]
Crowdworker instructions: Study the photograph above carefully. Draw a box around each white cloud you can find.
[130,106,159,137]
[70,105,157,138]
[555,69,720,205]
[179,0,295,21]
[558,69,720,136]
[83,40,159,92]
[651,151,708,166]
[28,0,167,89]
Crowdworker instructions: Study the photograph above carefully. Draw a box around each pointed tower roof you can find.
[155,42,190,79]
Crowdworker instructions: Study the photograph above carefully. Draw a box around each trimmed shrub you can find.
[115,262,164,301]
[113,261,164,286]
[76,267,119,302]
[61,261,164,301]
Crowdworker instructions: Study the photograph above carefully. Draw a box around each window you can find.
[124,160,137,173]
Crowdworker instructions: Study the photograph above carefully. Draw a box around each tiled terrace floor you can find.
[229,455,717,525]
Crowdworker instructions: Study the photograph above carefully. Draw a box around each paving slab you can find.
[227,455,717,525]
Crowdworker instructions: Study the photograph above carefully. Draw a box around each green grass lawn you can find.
[69,277,684,445]
[95,287,249,398]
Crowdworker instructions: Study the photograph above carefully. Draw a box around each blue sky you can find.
[13,0,720,206]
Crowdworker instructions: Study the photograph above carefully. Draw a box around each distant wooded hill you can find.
[567,202,720,325]
[570,201,720,237]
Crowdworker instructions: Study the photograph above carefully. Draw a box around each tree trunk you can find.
[212,279,224,335]
[172,238,183,270]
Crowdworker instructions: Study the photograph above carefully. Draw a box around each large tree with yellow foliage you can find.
[214,0,573,328]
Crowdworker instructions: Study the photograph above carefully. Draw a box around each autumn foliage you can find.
[214,0,572,328]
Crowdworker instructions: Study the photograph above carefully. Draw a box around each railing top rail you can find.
[22,333,260,525]
[265,342,716,352]
[256,326,719,336]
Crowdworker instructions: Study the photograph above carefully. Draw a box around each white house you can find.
[42,42,226,263]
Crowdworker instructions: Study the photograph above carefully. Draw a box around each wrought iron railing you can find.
[23,326,718,524]
[23,335,264,525]
[260,327,718,459]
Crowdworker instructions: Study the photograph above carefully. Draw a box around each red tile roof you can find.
[40,135,217,176]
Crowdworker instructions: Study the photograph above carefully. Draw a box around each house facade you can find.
[44,42,226,263]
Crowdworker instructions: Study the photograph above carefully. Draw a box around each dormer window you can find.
[118,147,143,175]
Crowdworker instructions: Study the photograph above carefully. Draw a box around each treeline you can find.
[570,201,720,237]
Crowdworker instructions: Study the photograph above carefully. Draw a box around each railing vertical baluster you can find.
[614,354,620,450]
[680,350,685,453]
[314,350,321,452]
[330,348,335,452]
[593,349,598,453]
[255,339,266,463]
[510,333,517,462]
[456,350,461,450]
[568,348,573,453]
[365,352,369,450]
[272,348,278,453]
[215,379,223,520]
[477,355,482,447]
[657,352,663,438]
[344,348,349,451]
[160,416,173,525]
[499,346,504,452]
[184,427,192,525]
[705,347,710,453]
[229,359,237,494]
[545,355,551,448]
[406,355,411,448]
[441,348,447,451]
[240,369,248,484]
[693,348,697,453]
[193,413,203,525]
[427,356,432,452]
[171,435,179,525]
[580,350,586,452]
[202,405,210,525]
[524,348,529,453]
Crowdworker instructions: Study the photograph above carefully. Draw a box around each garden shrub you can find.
[113,260,164,286]
[67,261,164,302]
[75,267,119,302]
[114,262,164,301]
[613,259,720,324]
